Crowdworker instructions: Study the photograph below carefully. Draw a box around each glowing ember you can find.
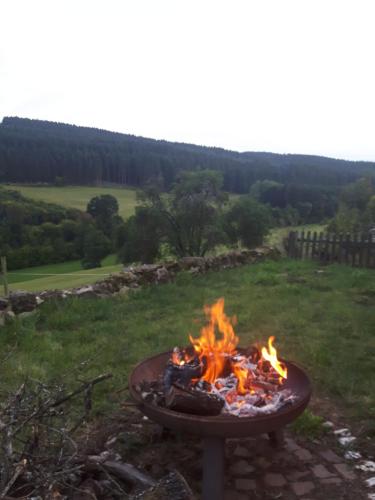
[166,298,295,418]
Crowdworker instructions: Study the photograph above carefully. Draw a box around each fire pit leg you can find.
[268,429,285,448]
[202,436,225,500]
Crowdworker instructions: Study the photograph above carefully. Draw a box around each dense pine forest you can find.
[1,117,375,193]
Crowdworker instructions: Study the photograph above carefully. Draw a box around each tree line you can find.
[1,117,374,202]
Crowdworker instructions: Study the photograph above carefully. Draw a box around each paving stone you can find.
[311,464,336,479]
[285,437,301,451]
[263,472,287,487]
[319,449,342,463]
[234,478,256,491]
[286,470,311,481]
[255,456,271,469]
[334,463,356,480]
[224,490,248,500]
[229,460,255,476]
[321,477,343,485]
[236,495,248,500]
[234,445,252,458]
[291,481,315,496]
[294,448,313,461]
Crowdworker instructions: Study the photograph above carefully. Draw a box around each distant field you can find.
[4,184,137,220]
[4,255,122,293]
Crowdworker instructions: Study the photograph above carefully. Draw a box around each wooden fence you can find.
[286,231,375,268]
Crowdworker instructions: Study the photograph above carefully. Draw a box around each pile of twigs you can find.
[0,373,112,498]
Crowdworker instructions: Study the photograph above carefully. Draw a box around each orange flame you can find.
[261,336,287,379]
[189,298,238,383]
[233,363,255,394]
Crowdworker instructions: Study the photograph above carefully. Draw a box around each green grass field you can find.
[1,259,375,430]
[4,184,138,220]
[4,255,122,293]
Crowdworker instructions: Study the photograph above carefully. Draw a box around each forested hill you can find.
[1,116,375,193]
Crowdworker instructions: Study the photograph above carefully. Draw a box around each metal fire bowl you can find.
[129,349,312,439]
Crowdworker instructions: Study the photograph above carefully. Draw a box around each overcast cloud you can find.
[1,0,375,161]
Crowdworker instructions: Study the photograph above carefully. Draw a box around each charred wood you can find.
[165,385,224,416]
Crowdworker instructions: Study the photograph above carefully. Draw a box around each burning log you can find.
[165,384,224,416]
[163,350,203,392]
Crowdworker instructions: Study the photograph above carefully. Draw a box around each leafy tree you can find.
[250,180,285,207]
[363,195,375,229]
[87,194,119,220]
[86,194,121,239]
[224,197,271,248]
[340,177,373,211]
[328,178,375,233]
[118,207,164,264]
[118,170,228,262]
[81,228,111,269]
[328,205,361,233]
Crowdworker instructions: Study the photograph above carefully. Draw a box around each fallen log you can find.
[165,384,224,416]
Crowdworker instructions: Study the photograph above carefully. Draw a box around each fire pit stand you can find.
[130,350,311,500]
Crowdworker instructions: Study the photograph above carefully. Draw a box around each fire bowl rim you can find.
[129,348,312,436]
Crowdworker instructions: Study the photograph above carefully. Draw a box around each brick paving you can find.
[109,408,373,499]
[222,429,368,499]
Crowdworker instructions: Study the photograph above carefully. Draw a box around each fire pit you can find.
[129,299,311,500]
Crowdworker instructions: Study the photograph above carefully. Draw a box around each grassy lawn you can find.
[1,258,375,430]
[4,255,122,292]
[266,223,327,250]
[4,184,137,220]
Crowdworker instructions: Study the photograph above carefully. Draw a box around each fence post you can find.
[311,232,317,260]
[304,231,311,259]
[1,256,9,297]
[299,231,305,259]
[287,231,296,258]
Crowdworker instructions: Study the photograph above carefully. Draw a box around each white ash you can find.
[207,373,296,418]
[334,428,351,436]
[338,436,356,446]
[365,477,375,488]
[345,450,362,460]
[368,494,375,500]
[357,461,375,473]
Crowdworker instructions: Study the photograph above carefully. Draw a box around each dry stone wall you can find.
[0,247,280,324]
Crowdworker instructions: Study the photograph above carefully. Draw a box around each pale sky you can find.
[1,0,375,161]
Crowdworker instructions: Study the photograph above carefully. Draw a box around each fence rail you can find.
[286,231,375,268]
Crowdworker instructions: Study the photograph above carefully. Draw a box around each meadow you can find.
[1,258,375,433]
[4,255,122,292]
[5,184,138,220]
